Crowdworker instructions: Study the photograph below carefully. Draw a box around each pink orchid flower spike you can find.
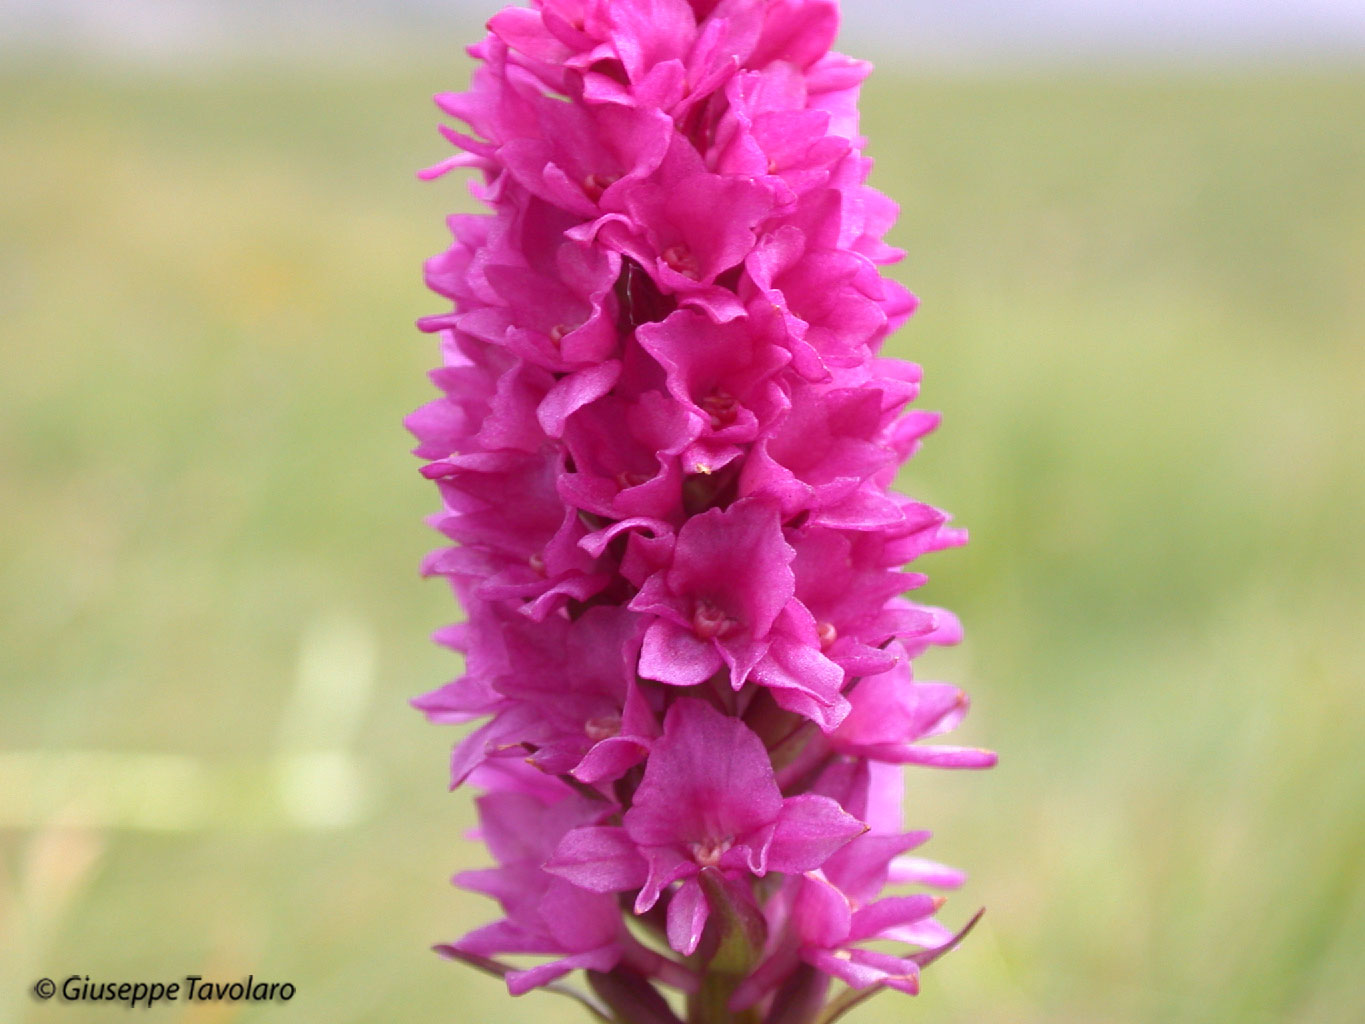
[409,2,993,1023]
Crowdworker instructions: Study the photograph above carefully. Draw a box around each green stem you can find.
[686,870,767,1024]
[687,976,761,1024]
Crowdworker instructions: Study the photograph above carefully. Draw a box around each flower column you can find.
[408,3,994,1023]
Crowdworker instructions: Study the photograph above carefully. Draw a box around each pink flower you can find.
[410,1,992,1020]
[439,767,626,994]
[546,699,863,954]
[830,657,998,769]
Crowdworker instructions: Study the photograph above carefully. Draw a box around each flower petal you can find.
[767,794,867,873]
[544,826,648,894]
[666,877,711,956]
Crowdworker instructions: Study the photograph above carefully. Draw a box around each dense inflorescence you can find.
[408,2,994,1021]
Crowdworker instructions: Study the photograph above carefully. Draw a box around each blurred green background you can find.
[2,44,1363,1024]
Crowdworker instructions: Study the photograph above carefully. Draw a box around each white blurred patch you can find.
[279,612,376,753]
[0,612,376,830]
[0,752,209,831]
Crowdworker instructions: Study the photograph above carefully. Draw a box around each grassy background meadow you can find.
[1,54,1362,1023]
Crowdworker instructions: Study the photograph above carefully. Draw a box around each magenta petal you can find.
[665,499,795,639]
[767,794,867,873]
[823,830,930,903]
[885,918,956,949]
[639,619,724,687]
[450,919,555,958]
[578,516,673,559]
[506,946,621,996]
[804,948,888,989]
[487,8,570,63]
[666,877,711,956]
[620,674,661,739]
[792,871,853,948]
[635,845,693,913]
[754,635,849,732]
[572,736,649,783]
[537,360,622,438]
[850,948,921,992]
[752,0,840,68]
[878,744,999,769]
[544,826,648,894]
[625,699,784,849]
[847,895,943,942]
[540,878,623,951]
[449,715,528,787]
[888,855,967,889]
